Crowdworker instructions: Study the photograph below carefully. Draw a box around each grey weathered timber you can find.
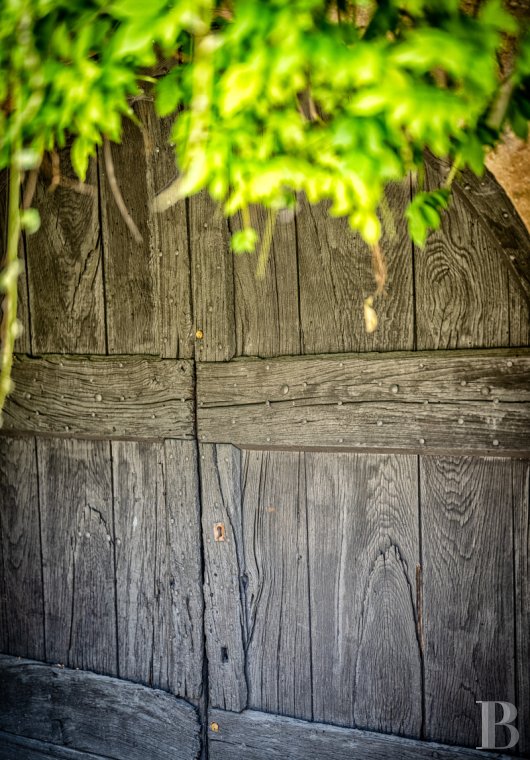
[0,731,108,760]
[0,170,31,354]
[25,154,106,354]
[207,708,515,760]
[197,349,530,454]
[242,450,312,720]
[0,437,44,660]
[3,354,194,439]
[416,158,510,350]
[421,457,515,748]
[112,440,203,698]
[37,438,117,675]
[296,183,414,354]
[306,452,421,734]
[190,191,235,362]
[0,656,200,760]
[138,103,194,359]
[232,204,300,357]
[200,443,248,711]
[514,459,529,755]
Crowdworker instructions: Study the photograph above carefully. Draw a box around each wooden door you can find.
[0,103,528,760]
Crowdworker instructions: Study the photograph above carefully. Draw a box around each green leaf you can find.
[20,208,41,234]
[231,227,259,254]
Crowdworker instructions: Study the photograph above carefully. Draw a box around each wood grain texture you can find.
[0,656,200,760]
[197,350,530,454]
[0,732,108,760]
[232,204,300,357]
[0,170,31,353]
[421,457,515,747]
[200,443,248,711]
[25,154,105,354]
[112,440,203,699]
[3,354,194,439]
[190,191,235,361]
[0,437,44,660]
[296,183,414,354]
[37,438,116,674]
[241,450,312,720]
[416,158,510,350]
[137,104,194,359]
[513,459,529,755]
[207,708,514,760]
[306,452,421,734]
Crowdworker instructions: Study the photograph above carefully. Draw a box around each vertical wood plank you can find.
[100,114,158,354]
[113,439,203,698]
[152,439,204,699]
[232,205,300,357]
[508,275,530,348]
[0,437,44,660]
[296,183,414,354]
[513,459,529,755]
[37,438,116,674]
[421,456,515,747]
[0,169,31,353]
[25,155,106,354]
[306,452,421,735]
[200,443,247,711]
[415,162,510,350]
[190,192,235,362]
[242,450,312,721]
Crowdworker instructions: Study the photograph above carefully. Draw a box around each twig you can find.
[487,76,517,132]
[103,137,143,243]
[22,162,41,209]
[370,241,387,295]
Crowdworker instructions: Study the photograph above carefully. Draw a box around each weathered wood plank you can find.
[200,443,247,711]
[421,457,515,748]
[3,354,194,439]
[242,450,311,720]
[296,183,414,354]
[0,731,108,760]
[416,158,510,350]
[232,205,300,357]
[112,440,203,698]
[197,350,530,454]
[513,459,529,755]
[306,452,421,734]
[0,437,44,660]
[0,169,31,353]
[190,191,235,362]
[37,438,116,674]
[0,656,200,760]
[25,154,106,354]
[138,103,194,359]
[207,708,514,760]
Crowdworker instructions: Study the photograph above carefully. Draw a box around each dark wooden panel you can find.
[514,459,529,755]
[190,191,235,362]
[197,350,530,454]
[0,170,31,354]
[296,183,414,354]
[306,452,421,734]
[112,440,203,698]
[421,457,515,747]
[0,656,200,760]
[0,731,107,760]
[37,438,116,674]
[208,708,513,760]
[25,154,105,354]
[0,437,44,660]
[137,104,193,359]
[232,205,300,357]
[416,159,509,350]
[3,354,194,439]
[200,443,247,711]
[241,450,311,720]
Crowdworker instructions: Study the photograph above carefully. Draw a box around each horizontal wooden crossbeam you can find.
[2,354,195,439]
[197,349,530,455]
